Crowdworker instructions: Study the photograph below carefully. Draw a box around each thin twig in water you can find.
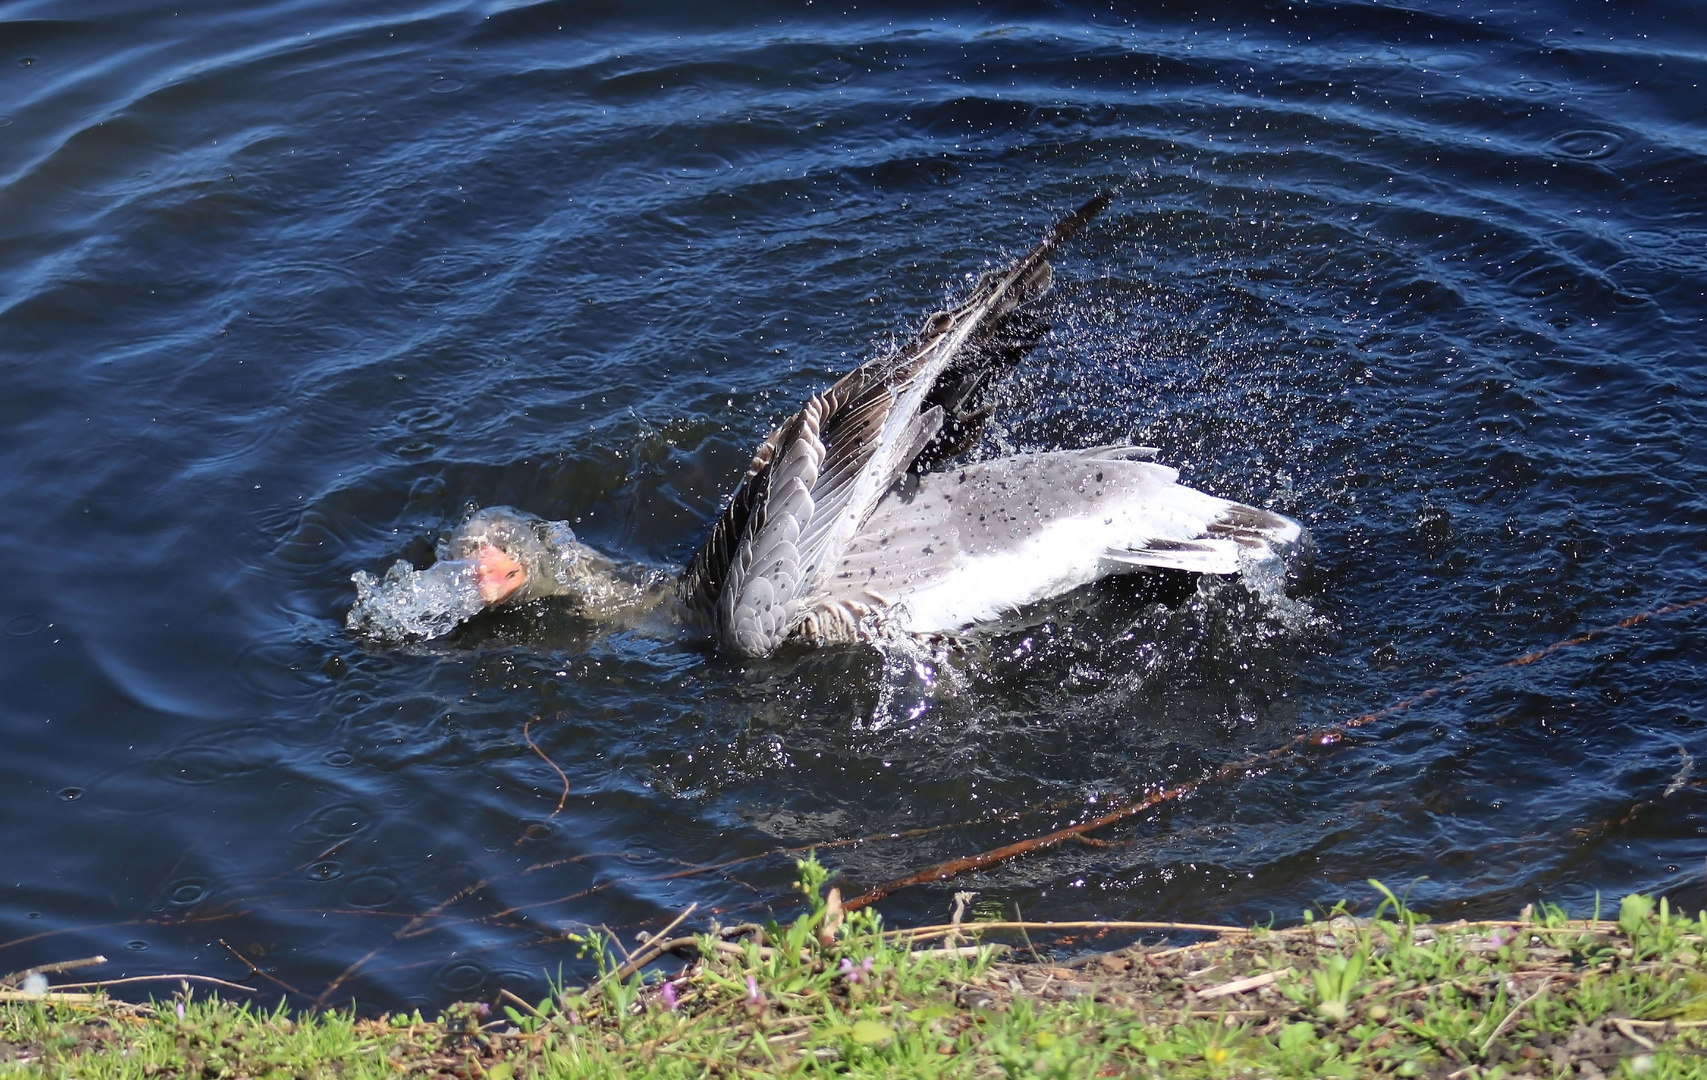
[397,879,490,939]
[309,837,355,865]
[522,719,571,821]
[1,921,146,956]
[315,942,390,1008]
[842,768,1258,911]
[220,939,304,998]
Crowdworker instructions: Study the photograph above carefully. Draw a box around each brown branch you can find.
[522,719,570,822]
[844,759,1269,911]
[612,802,1062,889]
[317,879,493,1006]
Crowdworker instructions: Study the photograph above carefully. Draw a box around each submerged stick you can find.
[220,939,304,998]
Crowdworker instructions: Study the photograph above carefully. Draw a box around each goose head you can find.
[440,507,582,607]
[347,506,611,641]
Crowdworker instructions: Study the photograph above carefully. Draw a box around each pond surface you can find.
[3,0,1705,1010]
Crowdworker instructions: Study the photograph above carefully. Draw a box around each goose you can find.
[347,191,1302,652]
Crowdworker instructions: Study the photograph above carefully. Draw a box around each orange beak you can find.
[473,543,526,604]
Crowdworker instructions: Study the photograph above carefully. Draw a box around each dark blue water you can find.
[4,0,1706,1010]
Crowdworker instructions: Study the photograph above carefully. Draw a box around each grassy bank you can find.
[6,862,1707,1078]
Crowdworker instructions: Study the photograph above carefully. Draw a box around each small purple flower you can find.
[175,1000,185,1021]
[660,981,679,1012]
[1490,929,1511,949]
[746,975,762,1005]
[840,956,876,984]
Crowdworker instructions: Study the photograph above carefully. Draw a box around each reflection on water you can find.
[2,0,1706,1011]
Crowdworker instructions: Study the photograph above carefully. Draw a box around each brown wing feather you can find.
[676,420,791,625]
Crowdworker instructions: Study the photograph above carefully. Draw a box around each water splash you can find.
[865,627,968,732]
[346,558,487,642]
[1236,544,1320,639]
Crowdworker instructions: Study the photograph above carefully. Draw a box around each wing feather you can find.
[680,189,1118,655]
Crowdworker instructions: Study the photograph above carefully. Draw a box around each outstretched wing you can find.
[679,190,1117,656]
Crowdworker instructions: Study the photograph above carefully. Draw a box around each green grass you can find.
[8,860,1707,1077]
